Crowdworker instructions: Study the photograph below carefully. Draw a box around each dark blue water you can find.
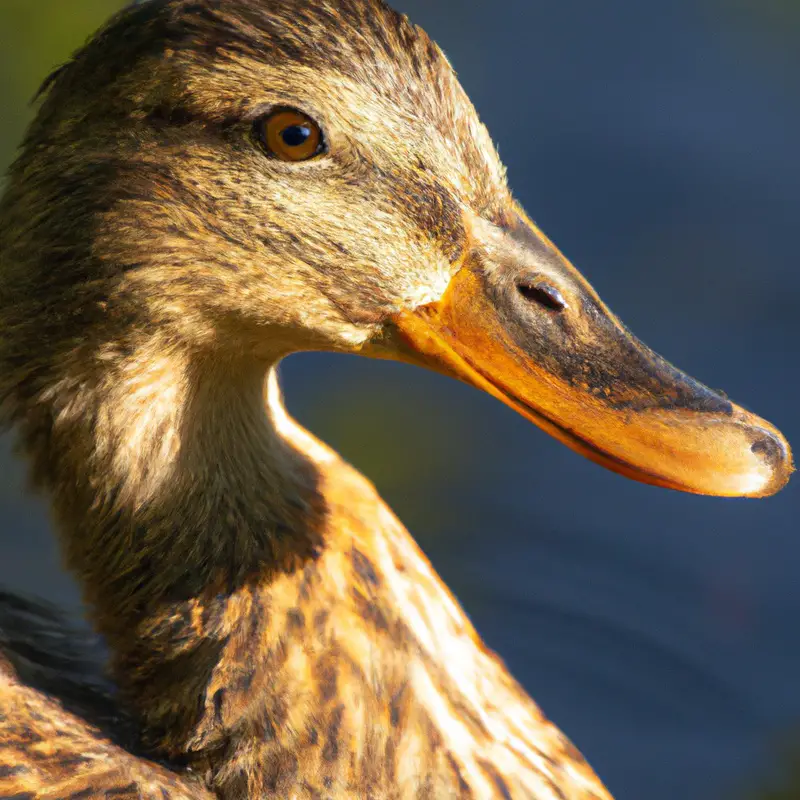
[1,2,798,798]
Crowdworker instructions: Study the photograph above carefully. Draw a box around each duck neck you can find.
[17,335,328,743]
[8,332,586,798]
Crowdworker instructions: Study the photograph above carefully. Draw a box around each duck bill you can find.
[384,214,792,498]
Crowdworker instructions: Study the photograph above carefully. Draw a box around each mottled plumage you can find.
[0,593,212,798]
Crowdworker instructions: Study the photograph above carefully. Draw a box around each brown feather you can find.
[0,594,213,798]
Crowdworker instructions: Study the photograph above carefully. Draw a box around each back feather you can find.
[0,591,212,799]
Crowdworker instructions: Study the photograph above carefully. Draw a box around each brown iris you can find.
[255,108,324,162]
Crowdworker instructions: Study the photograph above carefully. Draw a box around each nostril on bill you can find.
[751,432,787,468]
[516,279,567,312]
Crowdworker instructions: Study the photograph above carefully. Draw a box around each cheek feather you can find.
[400,255,454,310]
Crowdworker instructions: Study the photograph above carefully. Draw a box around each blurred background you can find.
[1,1,799,797]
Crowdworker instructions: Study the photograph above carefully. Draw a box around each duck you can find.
[0,0,792,797]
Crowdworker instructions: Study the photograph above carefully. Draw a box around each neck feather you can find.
[10,336,319,659]
[13,335,332,737]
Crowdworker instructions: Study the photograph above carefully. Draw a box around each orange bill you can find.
[379,211,792,498]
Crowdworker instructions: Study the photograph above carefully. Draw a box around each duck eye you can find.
[255,108,325,162]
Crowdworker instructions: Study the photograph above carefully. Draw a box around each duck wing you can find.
[0,591,212,799]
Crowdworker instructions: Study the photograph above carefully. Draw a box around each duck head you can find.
[0,0,791,498]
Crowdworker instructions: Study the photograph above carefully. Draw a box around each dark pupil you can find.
[281,124,312,148]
